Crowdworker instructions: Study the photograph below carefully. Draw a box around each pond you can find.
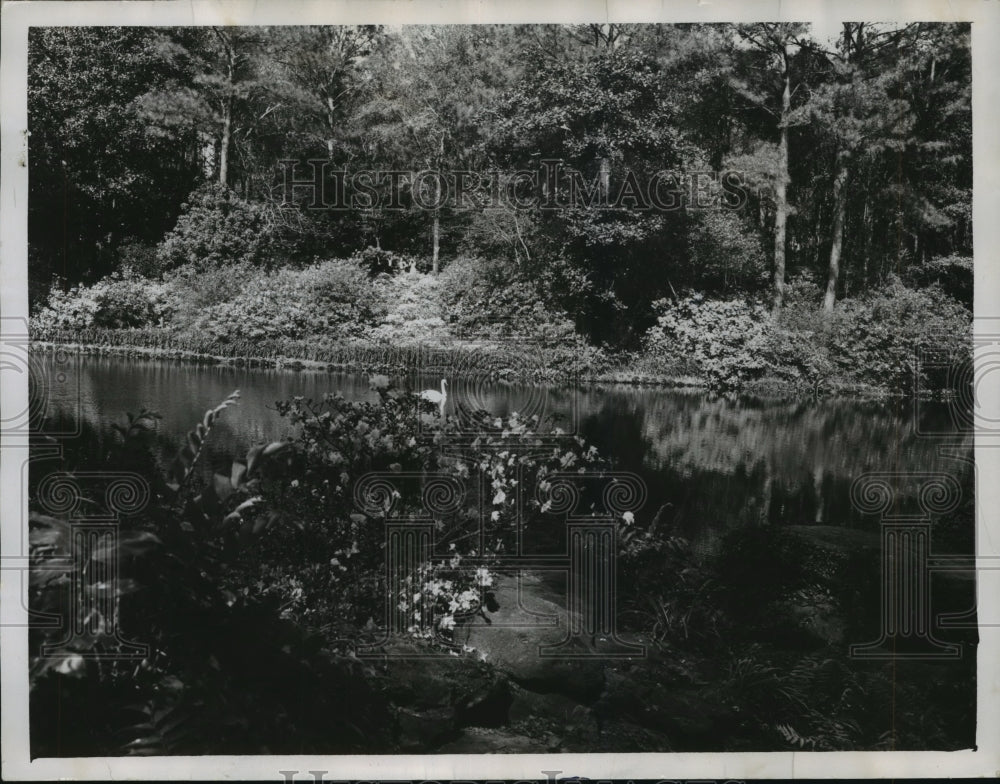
[34,353,974,552]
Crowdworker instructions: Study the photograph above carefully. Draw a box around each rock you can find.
[453,573,608,703]
[373,640,514,749]
[396,706,458,751]
[436,727,549,753]
[507,683,600,749]
[594,665,737,750]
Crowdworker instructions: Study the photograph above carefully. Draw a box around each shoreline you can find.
[28,333,916,400]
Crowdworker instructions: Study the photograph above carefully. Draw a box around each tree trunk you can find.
[772,49,792,312]
[219,99,231,187]
[432,212,440,275]
[432,136,443,274]
[219,35,234,188]
[327,96,336,159]
[824,153,850,311]
[599,156,611,203]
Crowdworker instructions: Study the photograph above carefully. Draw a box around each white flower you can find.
[55,654,85,676]
[622,511,635,525]
[439,615,456,630]
[474,567,494,587]
[491,511,500,522]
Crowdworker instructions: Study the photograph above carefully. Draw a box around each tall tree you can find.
[140,27,268,189]
[732,23,810,311]
[27,27,197,293]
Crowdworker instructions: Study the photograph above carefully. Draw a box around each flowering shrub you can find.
[439,256,579,340]
[644,278,970,393]
[194,259,387,341]
[826,278,971,391]
[644,294,774,390]
[237,384,605,643]
[33,271,174,334]
[350,246,426,276]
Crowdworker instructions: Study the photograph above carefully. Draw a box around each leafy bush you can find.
[903,255,973,309]
[686,208,770,295]
[33,271,173,334]
[439,256,578,341]
[826,278,971,391]
[155,184,276,271]
[644,294,775,390]
[30,395,391,755]
[366,273,450,344]
[194,259,387,342]
[644,277,971,393]
[246,384,606,637]
[116,238,165,278]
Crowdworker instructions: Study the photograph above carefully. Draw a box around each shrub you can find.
[30,395,391,755]
[33,271,173,334]
[903,255,973,309]
[195,259,387,342]
[439,256,579,342]
[644,294,774,390]
[155,184,276,271]
[826,278,971,392]
[116,238,164,278]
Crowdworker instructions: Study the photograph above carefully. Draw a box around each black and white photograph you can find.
[1,0,998,780]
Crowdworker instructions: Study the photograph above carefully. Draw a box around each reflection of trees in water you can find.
[577,389,973,538]
[39,355,973,540]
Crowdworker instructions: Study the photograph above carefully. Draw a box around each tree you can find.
[731,23,811,311]
[489,42,692,343]
[354,26,517,271]
[139,28,269,189]
[27,27,198,294]
[266,26,381,161]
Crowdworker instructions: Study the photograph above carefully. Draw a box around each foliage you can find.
[439,256,577,341]
[33,271,174,333]
[155,184,278,270]
[826,278,971,391]
[644,294,775,390]
[351,245,425,276]
[29,394,391,755]
[644,276,970,393]
[193,259,387,341]
[238,384,606,637]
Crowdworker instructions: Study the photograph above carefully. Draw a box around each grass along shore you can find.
[29,327,903,399]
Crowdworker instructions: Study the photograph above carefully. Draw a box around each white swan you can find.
[419,379,448,415]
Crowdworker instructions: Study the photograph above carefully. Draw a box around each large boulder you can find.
[453,573,610,703]
[373,640,513,750]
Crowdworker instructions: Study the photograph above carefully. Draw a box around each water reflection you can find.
[36,354,973,550]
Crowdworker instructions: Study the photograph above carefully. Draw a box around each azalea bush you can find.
[32,270,174,334]
[644,294,775,390]
[234,381,606,641]
[193,259,387,342]
[826,278,971,392]
[155,184,277,271]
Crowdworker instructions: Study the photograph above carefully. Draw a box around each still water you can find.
[35,353,973,551]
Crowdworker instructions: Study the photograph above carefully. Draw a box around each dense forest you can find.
[28,23,971,392]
